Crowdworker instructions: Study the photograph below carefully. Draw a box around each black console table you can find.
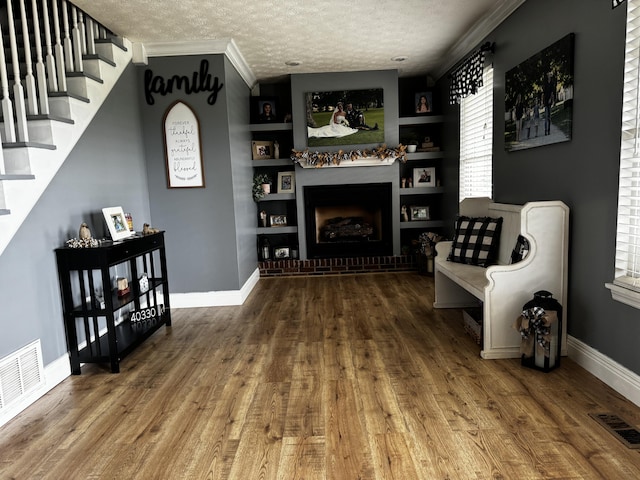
[55,232,171,374]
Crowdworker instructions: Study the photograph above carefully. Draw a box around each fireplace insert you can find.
[304,183,392,258]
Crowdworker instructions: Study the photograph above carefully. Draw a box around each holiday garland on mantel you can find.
[291,144,408,168]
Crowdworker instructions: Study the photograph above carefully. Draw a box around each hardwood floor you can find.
[2,272,640,479]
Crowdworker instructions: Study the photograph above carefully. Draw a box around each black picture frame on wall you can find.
[504,33,575,152]
[251,96,279,123]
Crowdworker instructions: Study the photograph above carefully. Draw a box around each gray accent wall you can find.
[138,55,255,293]
[0,64,150,364]
[440,1,639,371]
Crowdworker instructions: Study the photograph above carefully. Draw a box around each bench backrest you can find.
[460,197,523,265]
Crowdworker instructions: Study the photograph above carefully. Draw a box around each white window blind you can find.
[459,67,494,202]
[614,0,640,293]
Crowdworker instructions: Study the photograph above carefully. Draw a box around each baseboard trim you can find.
[568,335,640,408]
[170,268,260,308]
[0,353,71,428]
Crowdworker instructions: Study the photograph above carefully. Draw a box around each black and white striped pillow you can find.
[448,216,503,267]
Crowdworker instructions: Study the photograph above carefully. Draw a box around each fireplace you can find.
[304,183,393,258]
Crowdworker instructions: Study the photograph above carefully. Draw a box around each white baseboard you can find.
[0,353,71,429]
[170,268,260,308]
[568,335,640,408]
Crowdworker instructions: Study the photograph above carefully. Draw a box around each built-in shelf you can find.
[259,193,295,201]
[252,159,294,167]
[398,115,444,125]
[400,186,445,195]
[257,226,298,234]
[399,220,445,230]
[405,151,444,161]
[249,122,293,132]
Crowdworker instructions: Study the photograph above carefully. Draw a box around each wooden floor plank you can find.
[2,273,640,479]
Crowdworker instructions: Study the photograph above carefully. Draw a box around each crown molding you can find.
[136,38,257,88]
[433,0,526,80]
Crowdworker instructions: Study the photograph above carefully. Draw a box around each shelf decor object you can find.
[291,144,408,168]
[102,206,133,241]
[163,100,205,188]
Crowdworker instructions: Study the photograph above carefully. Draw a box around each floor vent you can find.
[0,340,44,412]
[589,413,640,449]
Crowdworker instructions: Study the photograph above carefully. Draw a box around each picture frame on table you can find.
[252,140,274,160]
[251,96,279,123]
[274,246,291,259]
[277,171,295,194]
[410,206,430,221]
[270,214,288,227]
[414,91,433,114]
[413,167,436,188]
[102,206,133,241]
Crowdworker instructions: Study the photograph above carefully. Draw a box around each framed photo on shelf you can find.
[277,171,295,193]
[413,167,436,188]
[414,91,433,114]
[410,206,430,221]
[274,246,291,259]
[102,206,133,241]
[251,96,279,123]
[252,140,274,160]
[270,214,288,227]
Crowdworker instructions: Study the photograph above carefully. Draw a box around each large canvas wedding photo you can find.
[305,89,384,147]
[504,33,574,152]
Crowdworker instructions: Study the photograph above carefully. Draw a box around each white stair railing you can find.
[18,0,39,116]
[6,0,29,142]
[51,0,68,92]
[31,0,50,115]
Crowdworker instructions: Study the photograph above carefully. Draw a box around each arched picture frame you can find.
[163,100,205,188]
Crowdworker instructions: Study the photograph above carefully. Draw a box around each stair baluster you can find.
[18,0,39,116]
[30,0,50,115]
[61,0,73,73]
[0,20,16,148]
[51,0,67,92]
[41,0,59,93]
[6,0,29,142]
[70,5,83,72]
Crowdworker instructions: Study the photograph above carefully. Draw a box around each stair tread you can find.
[66,71,104,84]
[25,114,75,125]
[48,91,91,103]
[83,53,117,67]
[0,174,36,181]
[0,209,10,216]
[2,141,56,150]
[96,37,128,52]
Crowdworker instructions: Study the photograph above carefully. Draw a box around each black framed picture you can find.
[251,96,279,123]
[414,91,433,114]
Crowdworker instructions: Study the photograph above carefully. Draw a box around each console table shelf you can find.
[55,232,171,374]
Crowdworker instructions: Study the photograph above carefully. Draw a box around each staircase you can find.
[0,0,132,256]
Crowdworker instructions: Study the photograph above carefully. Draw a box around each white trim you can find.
[568,335,640,408]
[605,282,640,309]
[434,0,525,80]
[0,353,70,428]
[138,38,256,89]
[170,267,260,308]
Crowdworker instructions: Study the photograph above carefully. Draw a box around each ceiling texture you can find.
[72,0,525,86]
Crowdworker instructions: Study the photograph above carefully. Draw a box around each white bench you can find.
[434,197,569,359]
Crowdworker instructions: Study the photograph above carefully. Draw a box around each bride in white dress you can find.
[307,102,359,138]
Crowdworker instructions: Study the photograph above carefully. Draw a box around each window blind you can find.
[459,67,493,202]
[614,0,640,291]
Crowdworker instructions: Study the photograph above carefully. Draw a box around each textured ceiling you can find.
[71,0,523,84]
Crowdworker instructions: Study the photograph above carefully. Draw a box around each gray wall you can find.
[290,70,401,257]
[0,64,150,364]
[138,55,255,293]
[440,1,638,371]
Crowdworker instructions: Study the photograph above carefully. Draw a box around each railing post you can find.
[52,0,68,92]
[6,0,29,142]
[31,0,50,115]
[86,16,96,56]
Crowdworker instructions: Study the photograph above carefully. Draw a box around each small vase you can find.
[407,144,417,153]
[262,183,270,195]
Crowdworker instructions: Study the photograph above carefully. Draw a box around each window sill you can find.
[605,282,640,309]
